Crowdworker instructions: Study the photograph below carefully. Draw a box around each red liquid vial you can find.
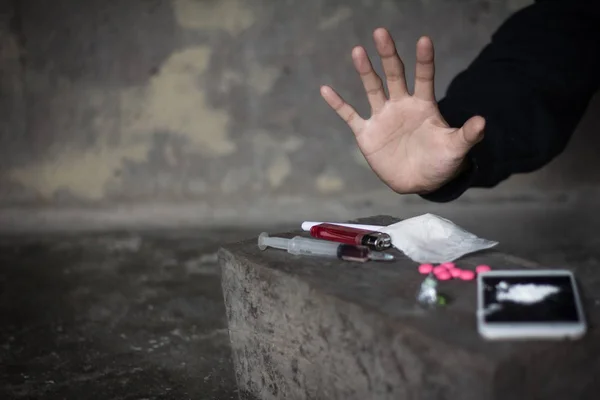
[309,223,392,251]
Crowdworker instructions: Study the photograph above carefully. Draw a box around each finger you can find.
[320,85,366,133]
[351,46,387,113]
[453,116,485,152]
[414,36,436,101]
[373,27,408,100]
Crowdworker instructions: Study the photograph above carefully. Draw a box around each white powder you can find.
[496,282,560,304]
[378,213,498,263]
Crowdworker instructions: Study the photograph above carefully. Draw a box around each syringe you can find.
[257,232,394,262]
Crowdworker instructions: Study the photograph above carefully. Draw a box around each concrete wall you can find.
[0,0,599,227]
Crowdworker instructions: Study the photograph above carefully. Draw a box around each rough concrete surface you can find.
[1,206,600,399]
[219,215,600,400]
[0,228,274,400]
[1,0,599,211]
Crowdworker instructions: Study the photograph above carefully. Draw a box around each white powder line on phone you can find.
[496,282,560,305]
[482,303,503,316]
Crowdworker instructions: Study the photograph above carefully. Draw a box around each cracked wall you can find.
[0,0,599,210]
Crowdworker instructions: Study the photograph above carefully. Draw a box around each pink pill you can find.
[433,266,447,274]
[459,270,476,281]
[440,262,456,269]
[435,270,452,280]
[449,268,462,278]
[476,265,491,273]
[418,264,433,274]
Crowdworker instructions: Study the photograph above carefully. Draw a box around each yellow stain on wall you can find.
[246,64,281,95]
[250,131,305,152]
[281,136,304,152]
[5,78,150,200]
[249,131,304,189]
[267,153,292,188]
[215,65,280,96]
[316,173,345,194]
[8,142,149,200]
[7,45,235,200]
[122,46,236,157]
[173,0,255,34]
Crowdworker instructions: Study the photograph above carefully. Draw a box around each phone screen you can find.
[481,274,581,323]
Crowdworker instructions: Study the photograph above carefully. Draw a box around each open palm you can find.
[321,28,485,194]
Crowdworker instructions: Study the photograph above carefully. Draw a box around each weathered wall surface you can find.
[0,0,598,222]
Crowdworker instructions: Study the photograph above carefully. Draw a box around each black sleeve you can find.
[421,0,600,203]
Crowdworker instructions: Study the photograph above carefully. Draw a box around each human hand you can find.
[320,28,486,194]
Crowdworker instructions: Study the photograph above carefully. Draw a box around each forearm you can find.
[423,0,600,202]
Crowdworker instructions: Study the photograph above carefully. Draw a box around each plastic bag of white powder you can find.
[378,213,498,263]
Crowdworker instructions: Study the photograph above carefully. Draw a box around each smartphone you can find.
[477,269,586,340]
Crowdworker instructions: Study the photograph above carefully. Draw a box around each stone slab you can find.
[219,215,600,400]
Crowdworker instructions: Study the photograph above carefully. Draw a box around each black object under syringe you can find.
[258,232,394,262]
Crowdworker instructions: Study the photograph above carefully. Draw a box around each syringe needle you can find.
[258,232,394,262]
[369,251,394,261]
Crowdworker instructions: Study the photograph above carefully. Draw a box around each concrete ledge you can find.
[0,190,595,233]
[219,215,600,400]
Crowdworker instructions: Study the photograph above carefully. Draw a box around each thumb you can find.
[456,116,485,149]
